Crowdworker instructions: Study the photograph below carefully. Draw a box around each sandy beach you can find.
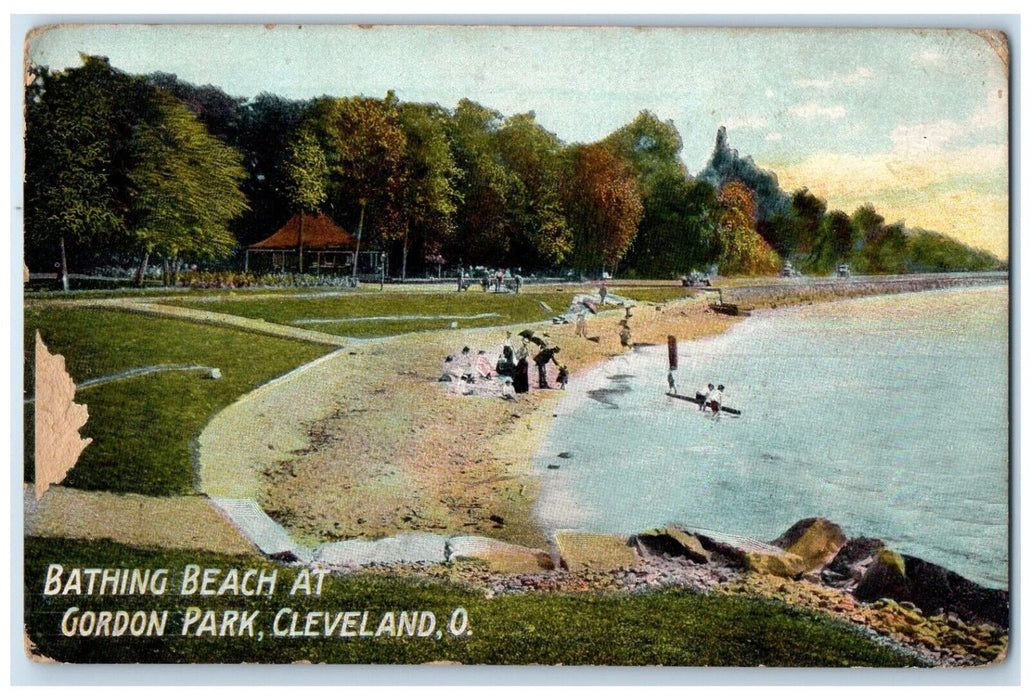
[198,292,739,549]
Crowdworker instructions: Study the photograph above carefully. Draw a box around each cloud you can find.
[722,116,769,130]
[769,143,1008,257]
[794,66,873,90]
[788,103,846,119]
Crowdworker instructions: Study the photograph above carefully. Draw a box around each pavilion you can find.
[245,212,357,275]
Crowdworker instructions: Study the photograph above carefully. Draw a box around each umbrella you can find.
[527,336,548,348]
[518,329,536,340]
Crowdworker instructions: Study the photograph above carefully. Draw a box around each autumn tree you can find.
[282,124,329,271]
[560,144,643,274]
[715,181,781,276]
[305,94,408,256]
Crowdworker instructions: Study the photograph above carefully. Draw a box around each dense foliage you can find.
[24,56,1005,286]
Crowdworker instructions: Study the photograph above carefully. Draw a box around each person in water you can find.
[707,384,725,414]
[698,383,715,411]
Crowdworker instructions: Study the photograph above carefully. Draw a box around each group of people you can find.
[697,383,726,414]
[494,331,567,392]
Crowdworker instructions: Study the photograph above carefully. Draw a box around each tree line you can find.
[24,56,1004,288]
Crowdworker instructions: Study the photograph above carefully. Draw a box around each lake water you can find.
[534,286,1009,589]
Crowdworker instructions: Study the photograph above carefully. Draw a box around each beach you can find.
[200,291,740,549]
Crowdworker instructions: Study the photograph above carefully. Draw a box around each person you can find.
[599,281,608,305]
[618,319,632,351]
[480,272,490,292]
[457,268,465,292]
[557,365,569,390]
[533,345,561,389]
[575,309,587,338]
[667,371,678,394]
[495,268,504,292]
[513,274,522,293]
[698,383,715,411]
[496,333,516,377]
[707,384,725,414]
[513,356,530,394]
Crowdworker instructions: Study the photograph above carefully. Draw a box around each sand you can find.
[196,294,739,549]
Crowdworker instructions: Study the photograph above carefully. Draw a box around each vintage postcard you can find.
[19,22,1010,671]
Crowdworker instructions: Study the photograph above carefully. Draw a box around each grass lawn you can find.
[25,538,921,667]
[24,306,332,496]
[167,290,581,337]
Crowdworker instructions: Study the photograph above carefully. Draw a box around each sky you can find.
[25,23,1010,258]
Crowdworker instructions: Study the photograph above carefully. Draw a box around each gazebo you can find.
[245,212,357,275]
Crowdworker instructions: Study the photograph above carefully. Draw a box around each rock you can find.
[546,464,560,470]
[315,533,448,566]
[901,554,1009,628]
[632,527,710,564]
[826,536,886,578]
[770,517,847,572]
[447,536,553,573]
[692,531,804,579]
[558,452,573,459]
[853,548,909,602]
[207,368,222,380]
[554,532,639,572]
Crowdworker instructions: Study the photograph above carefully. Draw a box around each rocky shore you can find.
[315,516,1008,668]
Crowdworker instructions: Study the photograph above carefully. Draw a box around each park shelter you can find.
[245,212,358,274]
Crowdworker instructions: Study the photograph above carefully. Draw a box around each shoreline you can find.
[207,278,1007,552]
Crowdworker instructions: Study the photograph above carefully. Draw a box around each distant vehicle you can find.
[780,262,801,278]
[836,264,851,278]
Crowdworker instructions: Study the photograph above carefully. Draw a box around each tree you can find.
[622,175,719,278]
[699,126,791,223]
[560,143,643,274]
[851,203,886,244]
[714,181,781,276]
[397,102,459,279]
[495,112,571,268]
[602,110,687,195]
[444,99,516,265]
[128,90,249,283]
[235,92,310,247]
[24,56,144,289]
[282,125,329,271]
[306,94,408,253]
[807,210,855,273]
[790,188,828,255]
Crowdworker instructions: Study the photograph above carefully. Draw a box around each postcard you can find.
[19,22,1010,670]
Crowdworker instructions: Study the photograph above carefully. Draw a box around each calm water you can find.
[534,286,1009,589]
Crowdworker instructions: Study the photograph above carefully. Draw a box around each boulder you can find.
[693,531,804,579]
[447,536,554,573]
[770,518,847,572]
[554,532,639,572]
[632,528,710,564]
[853,548,909,602]
[826,537,886,578]
[901,555,1009,628]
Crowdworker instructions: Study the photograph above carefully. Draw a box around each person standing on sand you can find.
[534,346,561,389]
[557,365,569,390]
[618,319,632,351]
[599,282,608,305]
[707,384,724,414]
[575,309,587,337]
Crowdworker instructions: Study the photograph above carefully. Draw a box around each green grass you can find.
[24,538,921,666]
[24,307,331,496]
[609,287,698,304]
[167,290,580,337]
